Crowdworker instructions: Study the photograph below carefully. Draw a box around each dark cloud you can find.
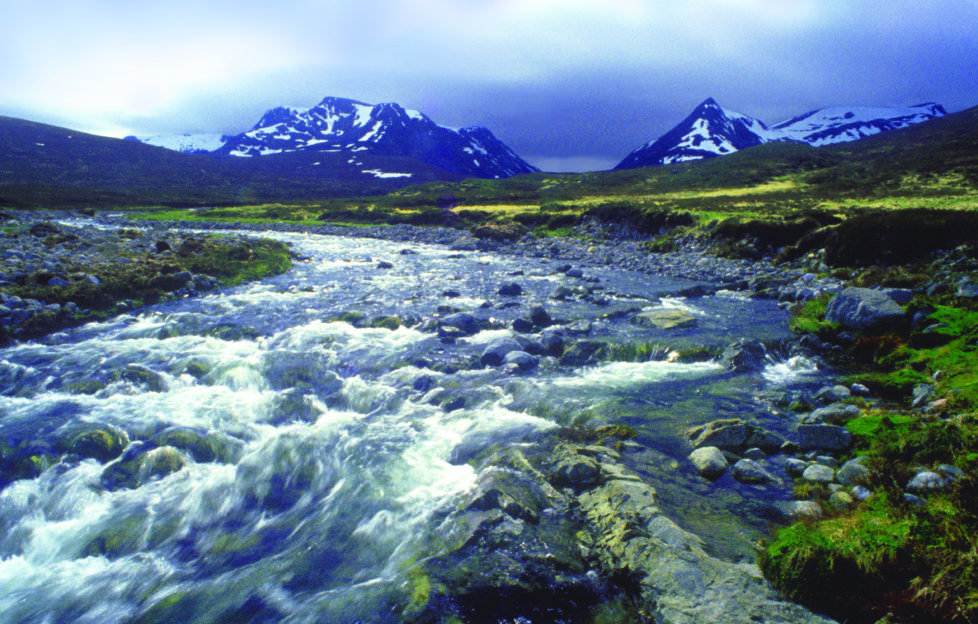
[2,0,976,170]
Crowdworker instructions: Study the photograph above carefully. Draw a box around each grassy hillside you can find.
[0,116,460,209]
[132,105,978,262]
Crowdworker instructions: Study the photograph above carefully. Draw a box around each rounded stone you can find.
[688,446,729,480]
[906,471,946,494]
[801,464,836,484]
[731,458,775,485]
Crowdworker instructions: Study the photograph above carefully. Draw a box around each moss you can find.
[760,495,916,619]
[369,315,402,330]
[788,293,836,337]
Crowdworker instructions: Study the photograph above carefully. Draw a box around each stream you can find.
[0,228,826,623]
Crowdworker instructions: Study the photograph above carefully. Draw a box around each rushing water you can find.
[0,230,823,623]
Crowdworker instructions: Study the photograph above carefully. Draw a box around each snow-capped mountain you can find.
[125,133,227,155]
[132,97,537,179]
[615,98,946,170]
[772,103,946,146]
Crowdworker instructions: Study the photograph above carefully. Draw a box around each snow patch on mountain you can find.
[128,133,227,154]
[616,98,945,170]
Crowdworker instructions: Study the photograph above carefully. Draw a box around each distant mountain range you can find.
[615,98,946,169]
[129,97,538,180]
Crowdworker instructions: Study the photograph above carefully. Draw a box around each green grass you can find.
[762,267,978,623]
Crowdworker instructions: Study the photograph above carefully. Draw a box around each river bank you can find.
[3,208,974,623]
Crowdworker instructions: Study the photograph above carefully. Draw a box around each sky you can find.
[1,0,977,172]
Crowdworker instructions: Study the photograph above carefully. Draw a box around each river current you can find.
[0,229,823,623]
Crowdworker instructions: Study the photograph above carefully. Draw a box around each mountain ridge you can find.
[136,96,538,180]
[616,98,946,170]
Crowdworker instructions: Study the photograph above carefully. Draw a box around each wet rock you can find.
[797,424,852,452]
[528,305,551,327]
[550,285,574,300]
[687,418,785,453]
[803,403,860,425]
[824,287,906,333]
[376,260,394,269]
[551,452,602,489]
[531,328,565,357]
[814,384,851,404]
[100,442,186,490]
[578,476,832,624]
[688,446,728,479]
[438,312,480,336]
[117,364,168,392]
[152,426,220,463]
[61,424,130,462]
[565,268,584,278]
[502,350,538,372]
[497,282,522,296]
[481,337,523,367]
[801,464,835,484]
[464,467,546,523]
[731,458,777,484]
[719,338,766,372]
[632,308,697,330]
[511,317,534,333]
[558,340,606,366]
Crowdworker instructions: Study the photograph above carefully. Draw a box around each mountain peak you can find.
[212,96,537,178]
[616,98,946,169]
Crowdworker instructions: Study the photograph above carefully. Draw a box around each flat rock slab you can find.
[633,308,697,330]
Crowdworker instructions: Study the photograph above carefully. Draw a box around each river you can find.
[0,228,824,623]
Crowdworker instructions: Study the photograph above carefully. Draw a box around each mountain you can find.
[125,133,227,155]
[772,103,946,146]
[615,98,782,169]
[133,97,538,180]
[0,115,465,209]
[615,98,946,170]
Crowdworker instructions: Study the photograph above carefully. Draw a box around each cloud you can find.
[1,0,975,168]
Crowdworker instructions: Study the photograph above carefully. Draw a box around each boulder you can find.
[481,337,523,367]
[687,418,784,453]
[688,446,728,479]
[440,312,480,336]
[824,287,906,333]
[906,471,947,494]
[801,464,835,484]
[498,282,523,297]
[719,338,767,372]
[529,305,552,327]
[836,459,872,486]
[632,308,697,330]
[814,384,851,404]
[502,350,539,372]
[828,490,856,512]
[731,459,776,484]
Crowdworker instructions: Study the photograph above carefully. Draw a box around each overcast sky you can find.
[2,0,976,171]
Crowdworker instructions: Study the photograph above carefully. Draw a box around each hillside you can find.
[0,116,462,209]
